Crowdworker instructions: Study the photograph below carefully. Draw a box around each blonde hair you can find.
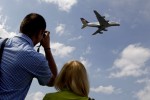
[54,60,89,97]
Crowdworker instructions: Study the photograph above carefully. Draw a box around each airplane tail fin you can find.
[80,18,89,29]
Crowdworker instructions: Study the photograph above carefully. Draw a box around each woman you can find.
[43,60,91,100]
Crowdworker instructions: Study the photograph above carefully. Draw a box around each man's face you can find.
[36,30,45,43]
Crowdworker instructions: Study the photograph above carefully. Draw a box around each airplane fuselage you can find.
[87,21,120,28]
[108,22,120,26]
[87,22,100,27]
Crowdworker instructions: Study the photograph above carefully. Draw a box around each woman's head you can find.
[55,60,89,97]
[20,13,46,38]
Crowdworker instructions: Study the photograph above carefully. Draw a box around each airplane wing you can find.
[92,28,103,35]
[93,10,109,27]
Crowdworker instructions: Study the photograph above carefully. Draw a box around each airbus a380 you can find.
[81,10,120,35]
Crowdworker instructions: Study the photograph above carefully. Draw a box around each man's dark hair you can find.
[20,13,46,37]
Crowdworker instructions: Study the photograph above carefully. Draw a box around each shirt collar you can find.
[15,33,34,47]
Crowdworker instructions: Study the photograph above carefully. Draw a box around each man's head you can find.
[20,13,46,38]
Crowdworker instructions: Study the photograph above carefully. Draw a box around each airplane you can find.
[80,10,120,35]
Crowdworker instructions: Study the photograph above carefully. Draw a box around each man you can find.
[0,13,58,99]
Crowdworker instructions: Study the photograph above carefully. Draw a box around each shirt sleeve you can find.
[35,60,53,85]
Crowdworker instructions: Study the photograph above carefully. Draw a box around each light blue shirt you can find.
[0,34,52,100]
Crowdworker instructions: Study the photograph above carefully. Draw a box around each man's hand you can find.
[40,31,50,49]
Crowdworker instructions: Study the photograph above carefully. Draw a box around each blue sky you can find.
[0,0,150,100]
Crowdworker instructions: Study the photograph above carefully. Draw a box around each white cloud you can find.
[68,35,82,41]
[25,91,45,100]
[39,0,77,12]
[51,42,75,58]
[110,44,150,78]
[136,78,150,84]
[90,85,121,94]
[0,25,16,38]
[55,24,65,36]
[135,78,150,100]
[0,14,16,38]
[136,87,150,100]
[83,45,91,55]
[79,56,91,69]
